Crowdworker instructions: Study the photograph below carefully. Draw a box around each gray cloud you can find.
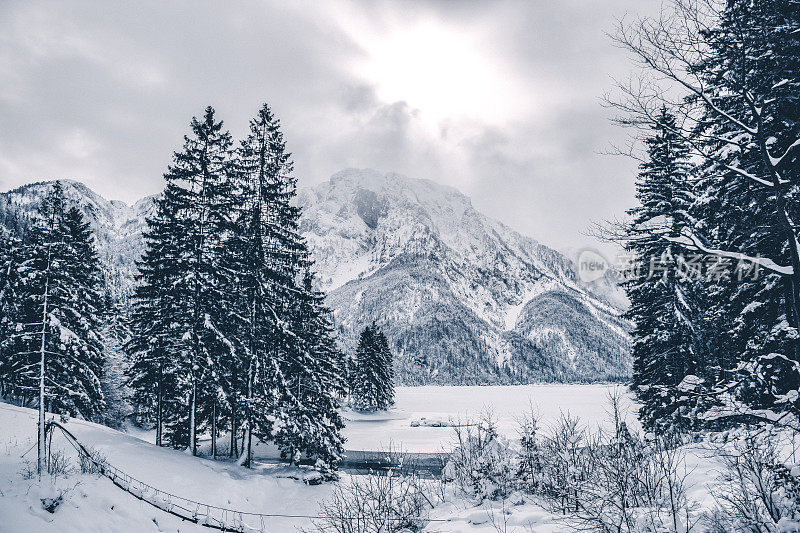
[0,0,659,253]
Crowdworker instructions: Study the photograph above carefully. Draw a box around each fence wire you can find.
[45,421,451,532]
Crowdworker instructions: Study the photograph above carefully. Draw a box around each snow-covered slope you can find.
[299,169,630,384]
[0,402,334,532]
[0,172,630,384]
[0,393,725,533]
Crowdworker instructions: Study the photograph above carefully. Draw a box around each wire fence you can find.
[45,421,452,532]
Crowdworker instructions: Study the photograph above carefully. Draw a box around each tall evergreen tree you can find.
[127,103,345,470]
[227,103,299,465]
[126,186,183,447]
[0,229,24,400]
[352,323,395,411]
[230,103,345,469]
[612,0,800,429]
[688,0,800,423]
[625,109,712,432]
[6,182,106,420]
[127,107,235,454]
[273,270,345,470]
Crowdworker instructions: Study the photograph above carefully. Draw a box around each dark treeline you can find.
[613,0,800,434]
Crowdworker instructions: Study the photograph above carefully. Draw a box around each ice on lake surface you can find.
[343,384,638,453]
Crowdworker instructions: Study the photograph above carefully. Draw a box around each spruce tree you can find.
[126,187,183,447]
[230,103,345,469]
[0,230,24,400]
[128,107,235,453]
[374,326,395,408]
[688,0,800,423]
[10,182,106,420]
[127,102,346,469]
[352,323,395,411]
[228,103,300,465]
[624,109,710,433]
[273,270,345,471]
[613,0,800,429]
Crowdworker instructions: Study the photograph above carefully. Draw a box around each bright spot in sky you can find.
[359,22,517,125]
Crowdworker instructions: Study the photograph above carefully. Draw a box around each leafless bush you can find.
[637,437,698,533]
[538,411,589,514]
[78,446,108,475]
[445,412,516,501]
[516,410,542,494]
[535,394,698,532]
[703,432,800,532]
[19,459,37,480]
[47,449,74,478]
[310,472,443,533]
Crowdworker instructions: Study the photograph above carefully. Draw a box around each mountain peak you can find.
[300,169,630,383]
[325,168,473,208]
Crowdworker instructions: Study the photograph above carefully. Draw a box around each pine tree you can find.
[127,107,235,453]
[374,326,395,408]
[612,0,800,430]
[352,323,395,411]
[228,103,300,465]
[230,103,345,469]
[9,182,106,421]
[0,230,24,400]
[126,102,345,469]
[126,186,183,447]
[687,0,800,423]
[273,270,345,471]
[624,109,711,433]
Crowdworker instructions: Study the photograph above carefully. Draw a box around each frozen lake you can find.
[342,384,638,453]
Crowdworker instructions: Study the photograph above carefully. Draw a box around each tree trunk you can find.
[156,363,163,447]
[230,404,236,458]
[211,399,217,460]
[37,240,52,478]
[244,364,253,467]
[189,379,197,456]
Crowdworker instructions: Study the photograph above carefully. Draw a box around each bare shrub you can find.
[78,446,107,475]
[703,431,800,532]
[535,394,698,532]
[19,459,37,480]
[637,437,698,533]
[310,472,443,533]
[516,410,542,494]
[538,411,589,514]
[47,449,73,478]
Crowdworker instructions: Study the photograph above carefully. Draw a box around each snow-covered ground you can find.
[0,386,726,533]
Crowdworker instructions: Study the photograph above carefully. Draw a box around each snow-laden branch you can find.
[722,164,776,187]
[770,137,800,169]
[665,228,794,275]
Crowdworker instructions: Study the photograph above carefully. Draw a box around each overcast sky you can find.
[0,0,658,253]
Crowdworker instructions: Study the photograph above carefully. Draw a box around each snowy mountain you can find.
[298,169,630,384]
[0,172,631,384]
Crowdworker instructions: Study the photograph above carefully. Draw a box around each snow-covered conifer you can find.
[352,323,395,411]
